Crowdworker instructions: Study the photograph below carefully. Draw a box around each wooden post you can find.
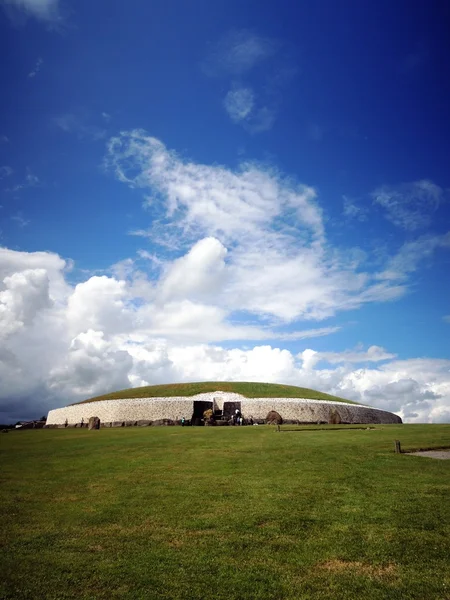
[394,440,401,454]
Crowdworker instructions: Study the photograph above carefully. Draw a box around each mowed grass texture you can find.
[1,425,450,600]
[75,381,354,404]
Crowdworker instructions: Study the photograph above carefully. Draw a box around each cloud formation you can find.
[106,131,424,321]
[5,169,40,193]
[223,87,275,132]
[372,179,443,230]
[28,57,43,78]
[11,212,30,228]
[224,88,254,122]
[376,232,450,282]
[342,195,368,222]
[0,166,13,179]
[204,30,276,77]
[318,345,397,365]
[54,113,107,141]
[1,0,59,21]
[205,29,291,133]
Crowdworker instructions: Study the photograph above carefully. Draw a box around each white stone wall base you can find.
[46,391,402,425]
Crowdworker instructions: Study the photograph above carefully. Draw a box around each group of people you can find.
[231,409,254,426]
[231,408,243,425]
[179,408,256,426]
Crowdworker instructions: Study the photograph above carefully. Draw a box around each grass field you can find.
[1,424,449,600]
[75,381,354,404]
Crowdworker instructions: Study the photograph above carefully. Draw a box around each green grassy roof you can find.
[73,381,356,405]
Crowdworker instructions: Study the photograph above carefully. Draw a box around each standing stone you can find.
[88,416,100,430]
[266,410,283,425]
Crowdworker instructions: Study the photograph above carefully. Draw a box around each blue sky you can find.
[1,0,449,423]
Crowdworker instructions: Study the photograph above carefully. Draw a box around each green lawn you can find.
[1,424,449,600]
[75,381,354,404]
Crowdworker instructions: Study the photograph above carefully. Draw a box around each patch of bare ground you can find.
[317,560,397,579]
[408,450,450,460]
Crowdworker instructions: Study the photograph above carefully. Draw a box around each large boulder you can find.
[266,410,283,425]
[88,416,101,430]
[328,409,342,425]
[203,408,214,420]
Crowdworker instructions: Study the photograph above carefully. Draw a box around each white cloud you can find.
[205,29,291,133]
[106,130,324,245]
[105,131,441,322]
[54,113,106,141]
[342,195,368,221]
[11,212,30,228]
[204,30,276,76]
[317,345,396,364]
[5,169,40,193]
[273,327,341,341]
[300,349,320,371]
[1,0,59,21]
[26,171,39,185]
[0,247,68,294]
[376,232,450,281]
[0,166,13,179]
[341,358,450,422]
[0,268,52,338]
[48,330,134,398]
[67,276,133,337]
[158,237,227,303]
[224,88,254,122]
[372,180,443,230]
[245,106,276,134]
[28,57,43,78]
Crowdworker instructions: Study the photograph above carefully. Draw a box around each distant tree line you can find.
[0,416,47,429]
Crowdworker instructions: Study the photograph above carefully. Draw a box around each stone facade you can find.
[46,391,402,426]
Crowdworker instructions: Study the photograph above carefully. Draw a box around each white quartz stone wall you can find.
[46,391,401,425]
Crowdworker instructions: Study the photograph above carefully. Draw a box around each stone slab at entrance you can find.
[88,416,100,430]
[223,401,241,419]
[192,401,213,426]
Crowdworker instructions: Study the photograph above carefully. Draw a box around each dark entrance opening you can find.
[223,401,242,420]
[192,401,213,426]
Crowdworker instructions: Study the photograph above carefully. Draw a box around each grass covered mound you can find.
[74,381,355,405]
[1,424,450,600]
